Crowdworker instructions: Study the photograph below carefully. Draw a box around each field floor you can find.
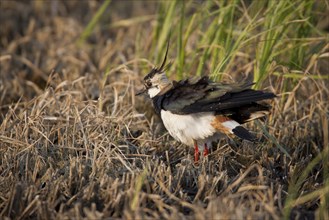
[1,1,328,219]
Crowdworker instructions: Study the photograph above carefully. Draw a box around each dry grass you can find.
[0,1,328,219]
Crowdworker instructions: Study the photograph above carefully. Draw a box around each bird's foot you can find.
[194,141,210,165]
[204,143,209,157]
[194,140,199,164]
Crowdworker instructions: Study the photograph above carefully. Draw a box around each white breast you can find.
[160,110,217,146]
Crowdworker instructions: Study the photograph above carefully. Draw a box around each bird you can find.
[136,45,276,163]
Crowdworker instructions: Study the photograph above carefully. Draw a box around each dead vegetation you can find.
[0,1,328,219]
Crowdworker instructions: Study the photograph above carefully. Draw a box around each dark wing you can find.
[160,76,210,113]
[161,76,275,115]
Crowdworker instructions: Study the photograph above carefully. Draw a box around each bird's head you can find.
[136,43,172,98]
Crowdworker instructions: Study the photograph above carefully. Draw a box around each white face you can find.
[147,86,161,98]
[145,73,170,98]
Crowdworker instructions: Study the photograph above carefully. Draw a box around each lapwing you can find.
[136,45,276,163]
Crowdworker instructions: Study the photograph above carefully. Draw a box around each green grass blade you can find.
[77,0,111,46]
[255,120,292,159]
[177,1,185,80]
[283,147,329,219]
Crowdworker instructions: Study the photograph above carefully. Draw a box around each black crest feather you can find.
[144,41,170,80]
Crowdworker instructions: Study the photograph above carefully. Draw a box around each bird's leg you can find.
[193,140,199,162]
[204,143,209,157]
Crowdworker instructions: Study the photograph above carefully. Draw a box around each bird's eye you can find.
[145,81,152,88]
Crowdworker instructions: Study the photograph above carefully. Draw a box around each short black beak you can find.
[135,88,147,96]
